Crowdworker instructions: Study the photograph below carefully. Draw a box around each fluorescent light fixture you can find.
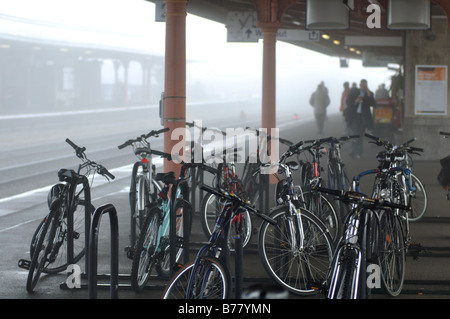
[306,0,349,30]
[388,0,431,30]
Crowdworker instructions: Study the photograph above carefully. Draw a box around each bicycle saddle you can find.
[155,171,177,184]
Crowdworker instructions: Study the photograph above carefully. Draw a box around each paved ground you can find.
[3,112,450,301]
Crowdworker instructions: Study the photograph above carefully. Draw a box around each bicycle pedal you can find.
[124,246,136,260]
[18,259,31,270]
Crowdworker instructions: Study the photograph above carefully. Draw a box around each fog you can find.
[0,0,396,124]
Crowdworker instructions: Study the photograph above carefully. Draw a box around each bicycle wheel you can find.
[129,171,150,248]
[156,199,191,278]
[258,205,334,296]
[407,173,427,222]
[162,257,231,299]
[378,210,405,296]
[26,210,58,292]
[200,192,252,248]
[298,190,340,243]
[130,206,160,292]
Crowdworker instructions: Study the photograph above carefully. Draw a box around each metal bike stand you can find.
[87,203,119,299]
[170,179,192,276]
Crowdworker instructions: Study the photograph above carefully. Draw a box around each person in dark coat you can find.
[344,79,375,158]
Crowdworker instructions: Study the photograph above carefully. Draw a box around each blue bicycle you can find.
[130,152,218,292]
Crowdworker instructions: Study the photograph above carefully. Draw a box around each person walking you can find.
[309,82,330,134]
[345,79,376,158]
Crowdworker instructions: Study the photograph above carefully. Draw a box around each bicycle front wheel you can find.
[26,210,57,292]
[131,207,160,292]
[258,205,334,296]
[31,200,92,274]
[162,257,231,299]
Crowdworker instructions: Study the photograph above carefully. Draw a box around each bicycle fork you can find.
[327,215,362,299]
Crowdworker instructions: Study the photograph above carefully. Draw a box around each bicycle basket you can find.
[437,155,450,189]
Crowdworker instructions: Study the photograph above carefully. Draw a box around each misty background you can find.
[0,0,396,123]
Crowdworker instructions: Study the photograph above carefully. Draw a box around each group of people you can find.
[309,79,385,158]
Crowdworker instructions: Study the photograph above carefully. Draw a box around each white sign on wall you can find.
[415,65,448,115]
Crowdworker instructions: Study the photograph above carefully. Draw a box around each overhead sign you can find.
[226,12,320,43]
[226,11,258,42]
[155,1,166,22]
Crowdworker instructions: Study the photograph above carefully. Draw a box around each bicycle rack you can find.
[169,179,192,276]
[87,203,119,299]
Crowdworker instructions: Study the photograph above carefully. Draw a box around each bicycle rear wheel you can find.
[258,205,334,296]
[407,173,427,222]
[162,257,231,299]
[379,210,405,296]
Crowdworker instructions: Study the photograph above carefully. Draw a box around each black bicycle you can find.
[163,183,276,299]
[20,138,114,292]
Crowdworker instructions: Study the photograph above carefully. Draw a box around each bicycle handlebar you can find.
[316,186,409,211]
[199,183,277,225]
[65,138,115,180]
[118,127,169,149]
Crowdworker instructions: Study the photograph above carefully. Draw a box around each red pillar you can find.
[163,0,187,175]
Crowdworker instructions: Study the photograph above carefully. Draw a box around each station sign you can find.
[226,11,320,42]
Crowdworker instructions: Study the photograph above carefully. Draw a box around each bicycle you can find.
[162,183,277,299]
[200,147,254,248]
[131,151,218,292]
[364,133,427,222]
[296,137,340,242]
[257,141,335,296]
[316,185,409,299]
[326,135,359,221]
[352,137,422,296]
[118,127,169,257]
[20,138,115,293]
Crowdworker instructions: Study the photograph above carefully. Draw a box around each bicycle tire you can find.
[26,210,57,292]
[379,210,405,296]
[407,173,427,222]
[258,205,334,296]
[200,192,252,248]
[162,257,231,299]
[130,206,161,292]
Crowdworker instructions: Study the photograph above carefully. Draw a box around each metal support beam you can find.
[163,0,187,175]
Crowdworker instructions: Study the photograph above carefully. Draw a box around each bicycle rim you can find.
[258,206,334,296]
[163,258,231,299]
[42,200,90,274]
[408,174,427,222]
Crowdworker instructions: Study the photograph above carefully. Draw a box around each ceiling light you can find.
[321,34,330,40]
[333,39,341,45]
